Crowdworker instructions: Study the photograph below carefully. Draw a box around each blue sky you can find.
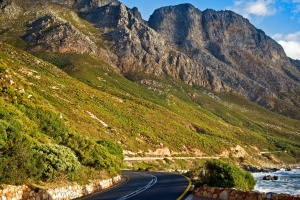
[120,0,300,60]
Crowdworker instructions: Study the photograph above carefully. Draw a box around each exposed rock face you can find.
[81,3,210,86]
[290,58,300,72]
[148,4,300,107]
[23,15,98,55]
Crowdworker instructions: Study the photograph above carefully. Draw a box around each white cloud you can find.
[272,33,284,40]
[278,40,300,59]
[227,0,277,18]
[285,31,300,41]
[273,31,300,59]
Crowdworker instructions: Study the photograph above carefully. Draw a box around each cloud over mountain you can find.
[273,31,300,60]
[227,0,277,18]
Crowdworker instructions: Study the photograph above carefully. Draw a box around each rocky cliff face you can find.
[290,58,300,72]
[23,15,98,55]
[81,3,209,86]
[148,4,300,106]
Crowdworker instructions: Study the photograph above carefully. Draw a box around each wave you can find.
[252,169,300,195]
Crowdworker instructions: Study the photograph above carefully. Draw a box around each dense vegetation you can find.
[0,44,123,185]
[200,159,256,190]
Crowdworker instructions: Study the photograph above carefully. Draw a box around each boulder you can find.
[262,175,273,181]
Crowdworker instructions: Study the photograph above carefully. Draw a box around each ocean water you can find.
[252,168,300,195]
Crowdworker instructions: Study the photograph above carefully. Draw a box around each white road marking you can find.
[117,174,157,200]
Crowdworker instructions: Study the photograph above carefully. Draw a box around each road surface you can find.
[82,170,191,200]
[124,157,220,161]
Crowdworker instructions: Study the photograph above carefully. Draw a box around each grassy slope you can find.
[0,2,299,166]
[29,50,300,164]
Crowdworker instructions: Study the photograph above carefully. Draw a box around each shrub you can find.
[0,116,35,185]
[64,135,122,175]
[28,109,69,142]
[97,140,124,160]
[202,159,256,190]
[31,144,81,181]
[0,120,8,148]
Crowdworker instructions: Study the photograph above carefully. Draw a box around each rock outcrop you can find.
[23,15,98,55]
[290,58,300,72]
[81,3,210,86]
[148,4,300,108]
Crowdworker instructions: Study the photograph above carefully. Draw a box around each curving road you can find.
[82,170,191,200]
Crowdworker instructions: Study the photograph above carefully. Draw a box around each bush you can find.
[97,140,124,160]
[0,100,123,184]
[202,159,256,190]
[27,108,68,142]
[31,144,81,181]
[0,120,8,148]
[0,116,35,185]
[64,135,123,175]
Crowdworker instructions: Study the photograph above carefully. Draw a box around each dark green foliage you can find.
[97,140,124,160]
[31,144,81,181]
[0,98,122,184]
[0,120,8,148]
[202,159,256,190]
[26,108,68,142]
[0,111,34,185]
[64,136,122,174]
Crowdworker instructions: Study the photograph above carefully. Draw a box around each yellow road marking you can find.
[177,174,191,200]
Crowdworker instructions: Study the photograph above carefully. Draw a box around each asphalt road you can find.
[82,170,191,200]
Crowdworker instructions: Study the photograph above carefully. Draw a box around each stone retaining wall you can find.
[0,175,121,200]
[194,185,300,200]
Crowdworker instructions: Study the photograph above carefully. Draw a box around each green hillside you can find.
[1,0,300,185]
[1,42,300,186]
[0,43,123,185]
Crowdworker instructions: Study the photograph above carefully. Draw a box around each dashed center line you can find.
[117,174,157,200]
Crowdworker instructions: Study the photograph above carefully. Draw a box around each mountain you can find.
[8,0,298,118]
[148,5,300,109]
[1,0,300,184]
